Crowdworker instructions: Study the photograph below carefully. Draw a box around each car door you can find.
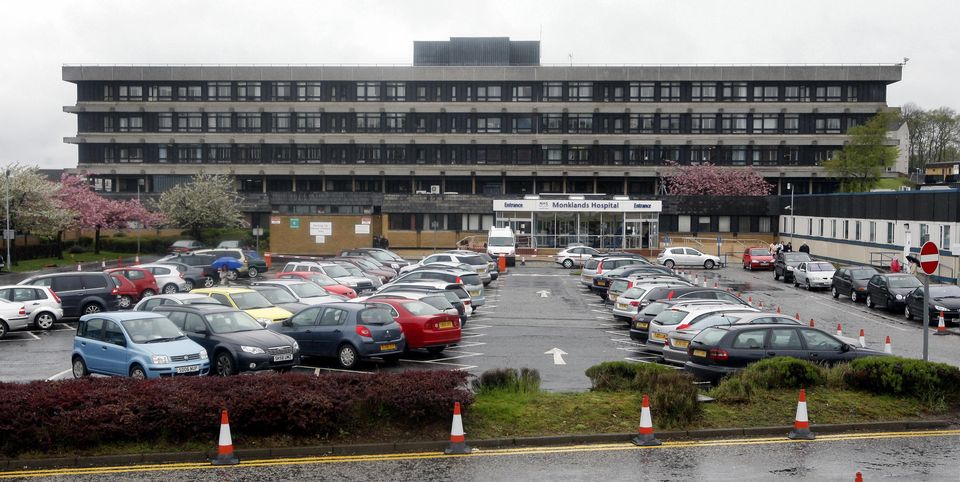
[765,327,807,361]
[77,318,106,372]
[184,313,216,354]
[866,275,882,305]
[100,319,131,376]
[684,248,703,266]
[906,287,924,317]
[277,306,322,354]
[873,277,889,307]
[314,306,348,356]
[728,329,769,368]
[50,276,84,316]
[795,263,807,284]
[800,328,853,363]
[12,287,43,320]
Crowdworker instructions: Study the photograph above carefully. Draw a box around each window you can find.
[658,114,680,134]
[759,217,772,232]
[356,82,381,101]
[178,85,202,100]
[385,113,406,132]
[475,85,501,101]
[818,219,824,236]
[722,82,748,101]
[808,218,812,235]
[847,86,858,102]
[356,145,382,163]
[887,222,895,244]
[513,116,534,134]
[752,85,779,101]
[207,113,231,132]
[691,114,716,133]
[389,214,413,230]
[297,82,322,101]
[272,113,292,133]
[512,85,533,101]
[567,82,593,101]
[659,82,680,101]
[542,145,563,164]
[207,82,232,101]
[542,113,563,133]
[678,215,691,232]
[800,329,842,350]
[769,328,803,349]
[920,224,930,244]
[118,116,143,132]
[475,116,501,133]
[117,147,143,163]
[719,216,731,232]
[720,114,747,133]
[855,221,862,241]
[732,330,766,349]
[783,114,800,133]
[567,114,593,133]
[691,82,716,101]
[751,147,778,165]
[752,114,778,133]
[869,221,876,243]
[942,225,951,249]
[177,145,203,163]
[815,86,842,101]
[690,146,714,163]
[233,113,258,132]
[118,85,142,101]
[542,82,563,101]
[815,118,841,133]
[148,85,173,101]
[356,113,381,132]
[784,86,809,102]
[604,85,625,101]
[831,219,837,238]
[236,82,261,101]
[384,82,405,101]
[272,82,292,100]
[628,114,655,133]
[567,146,590,163]
[207,144,232,164]
[629,82,655,102]
[177,113,202,133]
[843,220,850,239]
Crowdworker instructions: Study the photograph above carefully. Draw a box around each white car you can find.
[611,282,692,320]
[793,261,836,290]
[554,246,600,269]
[133,293,224,311]
[402,252,492,285]
[135,264,189,294]
[0,298,30,339]
[645,303,760,354]
[656,247,721,269]
[0,285,64,330]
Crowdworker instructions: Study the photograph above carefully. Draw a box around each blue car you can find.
[72,311,210,379]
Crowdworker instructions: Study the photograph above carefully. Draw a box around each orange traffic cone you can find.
[855,471,863,482]
[787,389,815,440]
[135,254,141,264]
[795,312,801,321]
[444,402,471,454]
[776,306,781,314]
[632,394,662,446]
[836,324,843,336]
[809,318,815,327]
[884,336,893,354]
[747,296,753,306]
[211,409,239,465]
[858,329,866,348]
[934,312,948,336]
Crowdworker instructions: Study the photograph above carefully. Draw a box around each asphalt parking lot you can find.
[1,262,957,390]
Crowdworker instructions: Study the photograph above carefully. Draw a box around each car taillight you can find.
[455,276,462,284]
[708,348,729,361]
[111,287,119,295]
[676,323,690,330]
[666,290,675,300]
[179,272,184,279]
[50,290,61,304]
[629,300,640,307]
[626,281,633,289]
[596,265,603,274]
[356,325,372,338]
[18,306,25,315]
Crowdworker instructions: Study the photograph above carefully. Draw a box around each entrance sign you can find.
[493,199,662,213]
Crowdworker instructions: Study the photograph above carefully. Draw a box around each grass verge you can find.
[9,251,129,272]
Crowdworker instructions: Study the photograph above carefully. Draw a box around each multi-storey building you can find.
[63,37,903,251]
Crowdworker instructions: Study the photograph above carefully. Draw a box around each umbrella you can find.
[211,257,244,270]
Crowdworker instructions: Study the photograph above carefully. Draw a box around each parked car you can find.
[611,281,693,321]
[554,246,601,269]
[904,284,960,325]
[168,240,205,254]
[685,324,887,383]
[371,286,468,325]
[136,264,189,294]
[275,271,358,298]
[793,261,836,290]
[329,259,383,288]
[156,253,220,288]
[630,295,750,343]
[403,252,492,285]
[580,257,649,287]
[645,304,760,355]
[194,248,268,278]
[364,290,460,319]
[251,280,347,305]
[280,261,375,293]
[865,273,922,311]
[336,256,397,281]
[155,261,212,292]
[663,312,803,366]
[19,272,120,317]
[475,252,500,281]
[248,285,309,314]
[831,266,880,302]
[389,268,485,309]
[105,267,161,299]
[0,299,29,339]
[0,285,64,330]
[152,304,301,375]
[216,240,249,249]
[362,297,460,354]
[657,247,721,269]
[72,311,209,379]
[338,248,409,271]
[190,287,293,325]
[630,286,749,314]
[133,293,224,312]
[773,251,812,283]
[378,281,473,322]
[596,274,685,300]
[741,247,774,271]
[109,273,140,309]
[267,302,405,369]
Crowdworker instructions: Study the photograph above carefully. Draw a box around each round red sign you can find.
[919,241,939,275]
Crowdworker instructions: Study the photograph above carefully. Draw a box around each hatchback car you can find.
[389,269,485,309]
[657,247,721,269]
[19,272,120,317]
[662,312,802,366]
[612,282,693,321]
[268,302,405,369]
[741,247,774,271]
[133,293,224,312]
[252,280,346,305]
[831,266,880,302]
[362,297,461,354]
[903,284,960,325]
[630,296,749,343]
[190,287,293,325]
[580,257,648,287]
[645,304,759,355]
[865,273,922,311]
[0,285,63,330]
[793,261,836,290]
[152,304,301,375]
[248,285,309,314]
[378,281,473,322]
[136,264,188,294]
[281,262,375,293]
[330,260,383,288]
[105,268,161,299]
[194,248,268,278]
[773,252,812,283]
[405,253,492,285]
[685,324,886,383]
[0,300,29,339]
[72,311,210,379]
[275,271,358,298]
[109,272,140,309]
[371,287,467,325]
[338,248,409,271]
[554,246,601,269]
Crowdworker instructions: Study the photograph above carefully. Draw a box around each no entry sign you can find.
[919,241,940,275]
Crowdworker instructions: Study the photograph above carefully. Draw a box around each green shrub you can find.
[650,379,702,428]
[472,367,541,394]
[710,357,825,402]
[66,245,87,254]
[844,356,960,406]
[585,362,701,427]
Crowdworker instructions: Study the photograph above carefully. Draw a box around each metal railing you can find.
[869,250,957,282]
[671,237,772,259]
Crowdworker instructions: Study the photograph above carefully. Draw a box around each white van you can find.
[486,227,516,266]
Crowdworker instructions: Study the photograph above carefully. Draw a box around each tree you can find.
[662,162,773,196]
[0,166,74,264]
[824,111,900,192]
[900,104,960,173]
[157,173,245,241]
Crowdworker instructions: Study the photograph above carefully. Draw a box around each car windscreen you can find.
[640,302,669,316]
[322,265,351,278]
[257,287,298,304]
[369,251,395,262]
[806,262,834,271]
[183,298,222,305]
[172,241,194,248]
[652,309,689,326]
[440,291,461,305]
[231,291,274,310]
[488,237,514,247]
[121,317,186,344]
[783,253,811,262]
[620,287,646,299]
[850,269,877,280]
[421,295,454,310]
[459,256,486,266]
[931,286,960,298]
[244,251,263,261]
[350,258,378,269]
[584,259,600,270]
[888,276,922,289]
[205,311,263,333]
[359,308,393,325]
[691,327,728,346]
[460,274,481,286]
[305,275,337,286]
[339,265,364,276]
[749,249,771,256]
[290,283,328,298]
[402,300,442,316]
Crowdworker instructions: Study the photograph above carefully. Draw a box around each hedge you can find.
[585,361,701,427]
[0,370,471,455]
[711,357,826,402]
[844,356,960,406]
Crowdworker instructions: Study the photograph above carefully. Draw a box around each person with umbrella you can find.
[211,256,245,286]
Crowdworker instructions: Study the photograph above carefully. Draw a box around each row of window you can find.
[80,143,838,166]
[80,80,884,103]
[786,217,953,248]
[84,112,865,136]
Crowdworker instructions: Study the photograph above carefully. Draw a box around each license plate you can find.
[380,343,397,351]
[469,290,480,297]
[476,268,483,273]
[273,353,293,362]
[693,349,707,358]
[651,332,667,340]
[617,303,628,309]
[438,321,454,329]
[673,340,689,348]
[635,322,649,329]
[597,281,606,286]
[175,365,199,374]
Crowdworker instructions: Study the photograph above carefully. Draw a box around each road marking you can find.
[303,366,372,376]
[809,298,910,332]
[544,347,567,365]
[610,338,644,346]
[536,290,551,298]
[5,430,956,478]
[46,369,72,381]
[590,310,608,314]
[400,358,477,370]
[0,332,40,342]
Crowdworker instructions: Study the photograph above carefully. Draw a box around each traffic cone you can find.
[858,329,866,348]
[444,402,471,455]
[884,336,892,354]
[787,389,815,440]
[809,318,815,327]
[747,296,753,306]
[934,312,948,336]
[776,306,781,314]
[855,472,863,482]
[836,324,843,336]
[76,262,82,271]
[632,394,662,446]
[795,312,801,321]
[135,254,140,264]
[211,409,239,465]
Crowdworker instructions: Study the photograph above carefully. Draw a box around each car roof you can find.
[669,304,755,314]
[880,273,916,278]
[153,304,237,314]
[190,287,255,294]
[255,280,308,286]
[81,311,167,322]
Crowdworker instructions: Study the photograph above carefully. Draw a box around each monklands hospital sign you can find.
[493,199,662,213]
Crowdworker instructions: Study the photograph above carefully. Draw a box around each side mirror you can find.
[841,343,851,352]
[282,319,292,327]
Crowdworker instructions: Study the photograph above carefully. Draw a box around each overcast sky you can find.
[1,0,957,168]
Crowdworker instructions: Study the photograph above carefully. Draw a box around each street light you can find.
[4,169,10,269]
[787,182,795,244]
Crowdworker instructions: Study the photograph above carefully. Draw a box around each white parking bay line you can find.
[810,298,909,332]
[306,366,372,376]
[0,333,40,342]
[610,338,645,346]
[401,358,477,370]
[46,369,72,381]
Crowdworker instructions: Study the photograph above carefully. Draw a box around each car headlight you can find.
[346,280,358,287]
[390,263,399,269]
[895,294,904,300]
[241,345,265,355]
[786,266,794,271]
[198,350,208,360]
[292,341,300,351]
[934,305,948,312]
[256,318,271,326]
[151,354,171,364]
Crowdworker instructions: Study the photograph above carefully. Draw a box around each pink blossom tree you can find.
[661,162,773,196]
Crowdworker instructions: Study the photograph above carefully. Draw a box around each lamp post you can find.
[787,182,794,243]
[136,178,144,256]
[5,169,10,269]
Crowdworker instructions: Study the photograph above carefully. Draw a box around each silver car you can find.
[612,282,691,320]
[133,293,224,311]
[646,304,760,355]
[0,285,64,330]
[389,268,485,308]
[251,280,347,305]
[0,298,30,338]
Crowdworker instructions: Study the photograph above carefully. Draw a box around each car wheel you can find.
[215,352,237,376]
[247,267,259,278]
[141,288,157,298]
[0,320,7,339]
[72,356,88,378]
[82,303,103,315]
[183,279,195,291]
[337,344,359,369]
[774,271,780,281]
[226,270,238,281]
[562,259,574,269]
[118,295,133,309]
[203,276,216,288]
[904,305,914,320]
[704,260,715,269]
[35,312,56,330]
[794,279,800,288]
[427,345,446,355]
[850,291,858,303]
[162,283,178,294]
[806,280,812,291]
[664,260,675,269]
[866,295,874,309]
[831,287,840,299]
[129,364,147,380]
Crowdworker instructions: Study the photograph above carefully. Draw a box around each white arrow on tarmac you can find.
[537,290,551,298]
[544,347,567,365]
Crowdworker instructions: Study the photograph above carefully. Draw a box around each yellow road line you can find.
[2,429,957,479]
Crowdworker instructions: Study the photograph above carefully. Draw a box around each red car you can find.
[108,273,140,309]
[742,247,775,271]
[275,271,357,298]
[362,297,460,354]
[105,267,161,298]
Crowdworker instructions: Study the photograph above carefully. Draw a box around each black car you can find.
[904,284,960,325]
[18,272,120,317]
[773,252,812,283]
[684,324,886,383]
[865,273,922,311]
[152,304,301,375]
[831,266,879,302]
